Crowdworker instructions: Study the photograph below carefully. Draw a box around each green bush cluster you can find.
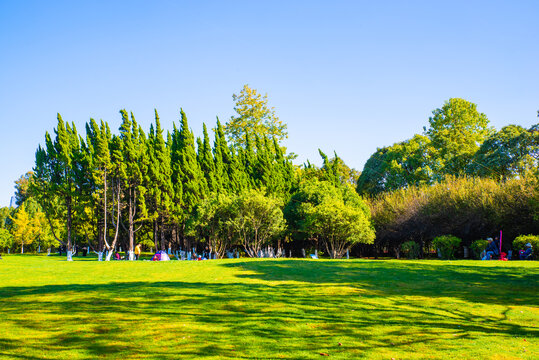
[513,235,538,259]
[432,235,462,260]
[470,239,489,259]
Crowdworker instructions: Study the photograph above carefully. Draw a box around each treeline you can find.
[358,98,539,256]
[1,93,538,260]
[357,98,538,196]
[1,86,374,260]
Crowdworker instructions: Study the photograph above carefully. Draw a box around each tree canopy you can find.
[225,85,288,148]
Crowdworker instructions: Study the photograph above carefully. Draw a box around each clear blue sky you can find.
[1,0,538,207]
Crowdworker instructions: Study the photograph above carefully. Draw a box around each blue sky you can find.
[1,0,538,207]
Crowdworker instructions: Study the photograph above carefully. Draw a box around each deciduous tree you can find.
[225,85,287,148]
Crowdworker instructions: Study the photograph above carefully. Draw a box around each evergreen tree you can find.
[199,123,217,194]
[32,114,84,259]
[147,110,174,250]
[212,118,229,192]
[118,110,149,259]
[171,109,205,248]
[85,119,112,256]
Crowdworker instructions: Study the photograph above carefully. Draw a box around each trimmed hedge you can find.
[470,239,489,259]
[432,235,462,260]
[513,234,538,259]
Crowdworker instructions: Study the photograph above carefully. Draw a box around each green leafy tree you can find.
[0,207,14,230]
[426,98,492,177]
[225,85,287,148]
[470,124,538,179]
[14,171,34,206]
[285,179,375,258]
[357,135,432,195]
[194,193,236,258]
[228,189,285,257]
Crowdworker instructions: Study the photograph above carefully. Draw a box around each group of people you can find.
[112,243,142,260]
[481,237,533,260]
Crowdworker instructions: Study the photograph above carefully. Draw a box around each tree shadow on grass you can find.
[222,259,539,306]
[0,271,537,359]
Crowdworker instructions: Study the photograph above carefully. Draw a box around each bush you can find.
[470,239,489,259]
[432,235,462,260]
[139,238,155,252]
[513,235,539,259]
[0,228,13,252]
[401,241,420,259]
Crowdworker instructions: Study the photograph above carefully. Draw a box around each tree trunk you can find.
[160,216,166,251]
[128,188,134,257]
[66,194,73,261]
[103,170,107,252]
[105,183,122,261]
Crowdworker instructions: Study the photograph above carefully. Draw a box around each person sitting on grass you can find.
[482,238,499,260]
[519,243,533,260]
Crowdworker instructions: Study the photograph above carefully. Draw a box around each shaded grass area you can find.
[0,256,537,359]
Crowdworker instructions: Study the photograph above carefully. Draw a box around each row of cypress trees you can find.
[32,109,296,259]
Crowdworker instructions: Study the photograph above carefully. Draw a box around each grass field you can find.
[0,255,537,359]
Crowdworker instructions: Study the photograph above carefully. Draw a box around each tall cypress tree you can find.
[199,123,217,194]
[85,119,112,257]
[212,118,231,193]
[147,110,174,250]
[32,114,81,260]
[171,109,204,248]
[118,110,148,259]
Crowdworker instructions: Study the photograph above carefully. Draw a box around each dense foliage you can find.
[369,175,539,257]
[1,86,375,260]
[1,93,537,259]
[357,98,538,196]
[432,235,462,260]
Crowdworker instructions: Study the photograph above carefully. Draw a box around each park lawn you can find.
[0,256,537,360]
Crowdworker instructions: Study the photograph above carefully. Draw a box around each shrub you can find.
[470,239,489,259]
[0,228,13,252]
[513,235,539,259]
[401,241,420,259]
[432,235,462,260]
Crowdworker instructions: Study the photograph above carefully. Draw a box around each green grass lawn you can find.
[0,255,537,359]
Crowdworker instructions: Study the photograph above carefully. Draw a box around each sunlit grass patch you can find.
[0,255,537,359]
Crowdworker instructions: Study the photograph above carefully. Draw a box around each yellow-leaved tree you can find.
[11,203,39,253]
[225,85,287,148]
[9,200,55,253]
